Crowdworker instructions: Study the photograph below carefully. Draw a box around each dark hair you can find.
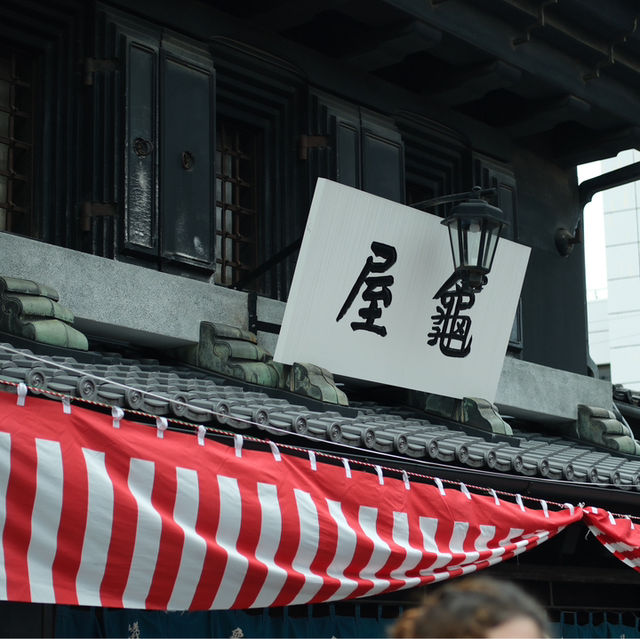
[389,575,550,638]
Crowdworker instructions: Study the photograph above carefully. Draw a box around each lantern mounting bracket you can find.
[411,186,497,211]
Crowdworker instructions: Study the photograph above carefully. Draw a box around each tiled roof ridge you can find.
[4,373,587,518]
[1,340,640,491]
[0,275,88,351]
[170,320,348,406]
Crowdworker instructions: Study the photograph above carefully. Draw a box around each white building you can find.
[585,149,640,389]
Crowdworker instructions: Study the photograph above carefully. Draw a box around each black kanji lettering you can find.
[336,241,397,337]
[427,273,475,357]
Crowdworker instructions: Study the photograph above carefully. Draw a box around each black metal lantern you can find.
[441,195,508,291]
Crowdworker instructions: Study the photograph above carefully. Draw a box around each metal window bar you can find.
[215,122,258,288]
[0,46,34,236]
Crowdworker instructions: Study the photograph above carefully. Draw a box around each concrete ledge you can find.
[495,355,613,422]
[0,233,248,348]
[0,234,614,422]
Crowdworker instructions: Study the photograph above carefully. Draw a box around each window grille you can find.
[0,46,34,235]
[215,121,259,288]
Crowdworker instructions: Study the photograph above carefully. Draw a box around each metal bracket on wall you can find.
[232,237,302,291]
[411,186,496,210]
[80,202,119,232]
[584,16,638,81]
[247,291,281,336]
[556,160,640,256]
[512,0,558,46]
[555,225,582,257]
[83,57,119,86]
[578,161,640,209]
[298,134,330,160]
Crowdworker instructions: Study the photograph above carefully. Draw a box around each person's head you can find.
[390,575,550,638]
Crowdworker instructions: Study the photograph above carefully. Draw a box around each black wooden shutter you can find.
[361,111,405,203]
[122,28,159,255]
[474,154,517,240]
[98,9,215,271]
[309,93,361,189]
[333,113,360,189]
[309,92,405,203]
[160,40,215,267]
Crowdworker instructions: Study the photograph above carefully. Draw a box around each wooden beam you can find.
[553,125,640,166]
[343,21,441,71]
[502,94,590,138]
[251,0,349,31]
[378,0,640,130]
[432,59,522,105]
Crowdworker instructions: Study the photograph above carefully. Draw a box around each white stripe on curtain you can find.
[28,439,63,602]
[76,449,114,606]
[288,490,322,605]
[211,475,246,609]
[325,499,358,602]
[358,506,391,596]
[167,467,207,610]
[389,511,422,590]
[251,482,287,608]
[122,458,161,609]
[0,432,11,600]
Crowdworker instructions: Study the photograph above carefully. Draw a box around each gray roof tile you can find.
[3,339,640,490]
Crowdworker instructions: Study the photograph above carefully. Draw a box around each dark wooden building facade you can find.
[3,0,640,636]
[7,0,640,372]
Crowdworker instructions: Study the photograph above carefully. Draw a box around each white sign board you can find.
[274,179,530,401]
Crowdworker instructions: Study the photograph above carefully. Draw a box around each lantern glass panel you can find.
[448,220,462,270]
[482,221,502,271]
[468,219,484,267]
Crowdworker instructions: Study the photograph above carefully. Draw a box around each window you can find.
[215,120,260,287]
[0,46,34,236]
[211,40,305,301]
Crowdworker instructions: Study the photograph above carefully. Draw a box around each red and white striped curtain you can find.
[583,507,640,571]
[0,391,634,611]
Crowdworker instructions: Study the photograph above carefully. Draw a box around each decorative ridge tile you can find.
[0,275,87,351]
